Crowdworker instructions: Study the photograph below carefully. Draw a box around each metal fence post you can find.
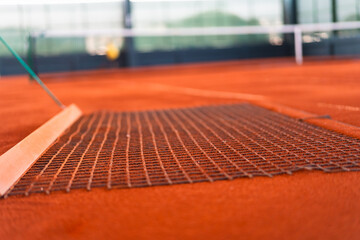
[294,26,303,65]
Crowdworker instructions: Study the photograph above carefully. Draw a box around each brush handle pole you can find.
[0,36,65,109]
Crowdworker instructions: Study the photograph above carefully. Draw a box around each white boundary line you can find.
[134,81,360,114]
[317,103,360,112]
[144,82,266,101]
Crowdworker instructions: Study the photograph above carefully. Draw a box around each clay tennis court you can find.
[1,58,360,239]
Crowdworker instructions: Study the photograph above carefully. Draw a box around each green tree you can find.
[135,10,268,52]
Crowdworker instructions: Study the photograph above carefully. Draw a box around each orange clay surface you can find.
[1,58,360,240]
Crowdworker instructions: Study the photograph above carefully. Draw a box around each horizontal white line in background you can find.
[317,103,360,112]
[0,0,123,5]
[37,21,360,38]
[143,82,266,101]
[128,82,360,113]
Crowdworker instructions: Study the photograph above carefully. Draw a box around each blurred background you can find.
[1,0,360,76]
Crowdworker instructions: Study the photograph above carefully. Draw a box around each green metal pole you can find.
[26,34,37,81]
[0,36,65,109]
[330,0,338,56]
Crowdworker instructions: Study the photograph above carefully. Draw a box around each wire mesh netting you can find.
[5,103,360,197]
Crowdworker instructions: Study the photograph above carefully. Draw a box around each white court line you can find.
[143,82,266,101]
[145,83,359,113]
[124,81,359,114]
[317,103,360,112]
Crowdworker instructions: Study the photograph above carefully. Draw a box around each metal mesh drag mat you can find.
[5,103,360,197]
